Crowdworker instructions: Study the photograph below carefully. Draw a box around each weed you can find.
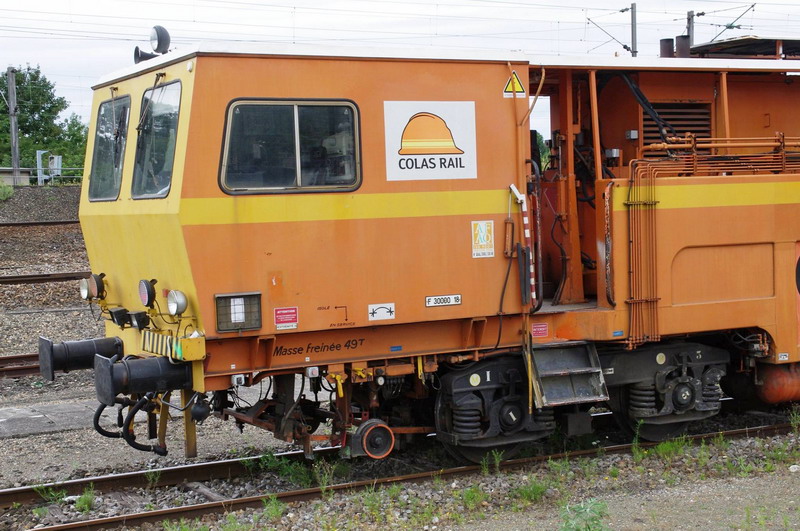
[408,501,438,528]
[766,440,791,464]
[32,507,48,519]
[653,435,690,462]
[712,432,730,450]
[313,460,338,500]
[631,421,647,463]
[33,484,67,504]
[697,439,710,468]
[220,513,248,531]
[145,469,162,488]
[736,457,755,478]
[432,470,445,490]
[459,486,487,511]
[261,495,285,522]
[162,518,210,531]
[511,477,548,504]
[491,448,505,473]
[559,498,610,531]
[480,453,491,476]
[242,457,259,476]
[384,483,402,500]
[662,471,678,487]
[791,405,800,434]
[608,466,620,479]
[763,461,776,473]
[0,183,13,201]
[547,457,572,477]
[577,458,598,479]
[362,485,383,523]
[75,484,95,513]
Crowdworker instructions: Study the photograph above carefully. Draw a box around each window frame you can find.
[88,94,132,202]
[218,98,362,195]
[131,80,182,200]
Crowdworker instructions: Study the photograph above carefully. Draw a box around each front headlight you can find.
[81,273,105,300]
[167,290,188,316]
[79,278,91,300]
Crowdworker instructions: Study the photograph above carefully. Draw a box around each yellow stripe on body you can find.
[613,180,800,211]
[180,189,508,226]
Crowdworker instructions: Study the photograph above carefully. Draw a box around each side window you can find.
[89,96,130,201]
[221,101,359,192]
[132,82,181,199]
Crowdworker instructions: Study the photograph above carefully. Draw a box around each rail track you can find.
[0,271,90,285]
[0,220,79,228]
[4,422,791,530]
[0,353,40,378]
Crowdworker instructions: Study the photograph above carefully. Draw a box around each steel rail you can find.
[0,271,90,285]
[24,422,792,530]
[0,447,340,509]
[0,353,40,379]
[0,220,79,228]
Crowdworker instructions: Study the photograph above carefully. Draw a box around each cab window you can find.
[88,96,130,201]
[221,101,359,193]
[132,82,181,199]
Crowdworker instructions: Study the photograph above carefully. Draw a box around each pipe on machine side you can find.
[756,363,800,403]
[38,336,123,381]
[94,354,192,406]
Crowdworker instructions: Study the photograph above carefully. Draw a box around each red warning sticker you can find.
[531,322,549,338]
[275,307,298,330]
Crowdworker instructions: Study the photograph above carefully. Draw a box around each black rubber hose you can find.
[93,403,121,438]
[122,393,168,456]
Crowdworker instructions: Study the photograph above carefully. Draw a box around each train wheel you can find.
[434,390,521,463]
[357,419,395,460]
[609,387,688,442]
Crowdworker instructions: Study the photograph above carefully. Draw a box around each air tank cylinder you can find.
[755,363,800,403]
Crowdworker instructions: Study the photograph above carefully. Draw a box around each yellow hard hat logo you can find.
[398,112,464,155]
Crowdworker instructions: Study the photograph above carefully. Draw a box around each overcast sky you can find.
[4,0,800,129]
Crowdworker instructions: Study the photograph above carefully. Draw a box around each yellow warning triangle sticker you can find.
[503,71,526,98]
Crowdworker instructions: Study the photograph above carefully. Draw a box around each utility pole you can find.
[687,11,695,46]
[6,67,20,185]
[630,3,638,57]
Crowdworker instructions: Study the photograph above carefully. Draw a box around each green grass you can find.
[459,485,487,511]
[145,469,162,488]
[33,484,67,504]
[0,183,13,201]
[511,477,549,504]
[75,484,95,513]
[560,498,610,531]
[261,495,285,522]
[653,435,691,462]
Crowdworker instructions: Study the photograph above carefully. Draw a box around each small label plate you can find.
[425,294,462,307]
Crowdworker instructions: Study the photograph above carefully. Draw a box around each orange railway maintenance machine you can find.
[39,32,800,461]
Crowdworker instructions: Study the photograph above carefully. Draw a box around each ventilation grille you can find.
[642,103,712,156]
[215,292,262,332]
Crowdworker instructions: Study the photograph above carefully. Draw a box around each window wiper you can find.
[137,72,165,132]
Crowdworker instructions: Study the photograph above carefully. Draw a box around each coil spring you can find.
[452,408,481,435]
[702,381,722,402]
[629,383,657,409]
[534,407,555,424]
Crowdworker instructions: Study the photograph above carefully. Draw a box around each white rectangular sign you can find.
[425,294,462,307]
[384,101,477,181]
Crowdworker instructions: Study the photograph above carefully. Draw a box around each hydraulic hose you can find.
[122,393,167,456]
[93,403,121,438]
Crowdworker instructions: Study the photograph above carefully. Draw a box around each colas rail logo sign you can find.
[384,101,477,181]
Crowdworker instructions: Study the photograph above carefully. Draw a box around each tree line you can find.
[0,65,87,178]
